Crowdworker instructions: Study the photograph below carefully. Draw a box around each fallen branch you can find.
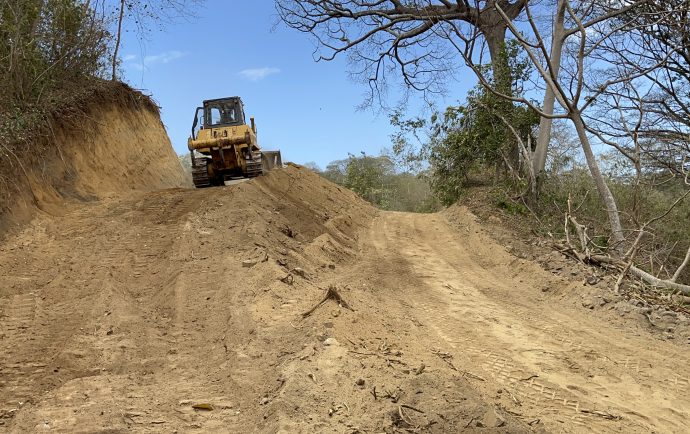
[629,266,690,296]
[671,245,690,283]
[302,285,353,318]
[432,350,458,371]
[401,404,425,414]
[614,226,647,293]
[580,409,621,420]
[397,405,414,427]
[568,215,590,257]
[554,248,690,296]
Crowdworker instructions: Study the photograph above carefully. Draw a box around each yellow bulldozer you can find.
[188,97,282,188]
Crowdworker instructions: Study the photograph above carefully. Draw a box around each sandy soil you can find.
[1,166,688,433]
[1,101,190,234]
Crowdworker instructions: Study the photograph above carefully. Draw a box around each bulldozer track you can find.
[192,156,211,188]
[245,151,263,178]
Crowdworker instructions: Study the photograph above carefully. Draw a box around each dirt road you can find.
[1,167,688,433]
[359,211,689,433]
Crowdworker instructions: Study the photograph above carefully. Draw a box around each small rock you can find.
[586,275,601,285]
[323,337,339,346]
[582,301,594,309]
[260,397,270,406]
[355,378,365,387]
[482,409,506,428]
[242,259,257,268]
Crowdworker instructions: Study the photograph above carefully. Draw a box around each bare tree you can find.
[579,0,690,285]
[112,0,126,81]
[110,0,203,81]
[277,0,690,266]
[588,0,690,180]
[434,0,671,247]
[275,0,527,105]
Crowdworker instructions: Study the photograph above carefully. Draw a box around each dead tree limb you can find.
[628,266,690,296]
[671,245,690,283]
[302,285,353,318]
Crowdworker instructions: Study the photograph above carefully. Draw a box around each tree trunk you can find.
[533,0,567,189]
[483,23,512,97]
[570,110,626,250]
[483,21,519,172]
[112,0,125,81]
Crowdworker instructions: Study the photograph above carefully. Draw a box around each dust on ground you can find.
[1,166,688,433]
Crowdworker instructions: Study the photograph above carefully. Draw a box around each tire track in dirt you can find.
[0,188,213,432]
[0,292,44,414]
[362,210,690,433]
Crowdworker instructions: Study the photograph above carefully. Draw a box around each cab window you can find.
[210,107,222,125]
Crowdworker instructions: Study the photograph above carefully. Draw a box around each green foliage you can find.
[313,153,440,213]
[0,0,113,158]
[342,153,395,207]
[391,40,539,206]
[494,191,528,215]
[0,0,112,106]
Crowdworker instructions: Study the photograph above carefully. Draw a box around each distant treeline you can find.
[305,154,440,213]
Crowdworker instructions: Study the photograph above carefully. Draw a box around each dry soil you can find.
[1,165,689,433]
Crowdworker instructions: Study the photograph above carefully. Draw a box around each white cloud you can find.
[125,50,188,71]
[144,50,187,65]
[239,67,281,81]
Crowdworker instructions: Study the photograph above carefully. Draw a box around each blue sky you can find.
[119,1,475,168]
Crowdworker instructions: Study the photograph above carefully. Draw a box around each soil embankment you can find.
[0,84,189,233]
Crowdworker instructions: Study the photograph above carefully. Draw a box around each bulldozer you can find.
[187,96,282,188]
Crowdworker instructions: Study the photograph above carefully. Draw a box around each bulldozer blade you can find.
[261,151,283,172]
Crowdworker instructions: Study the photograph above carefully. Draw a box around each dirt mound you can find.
[0,165,539,433]
[0,83,189,234]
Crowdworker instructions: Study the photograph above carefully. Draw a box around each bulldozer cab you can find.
[191,97,247,139]
[205,97,245,127]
